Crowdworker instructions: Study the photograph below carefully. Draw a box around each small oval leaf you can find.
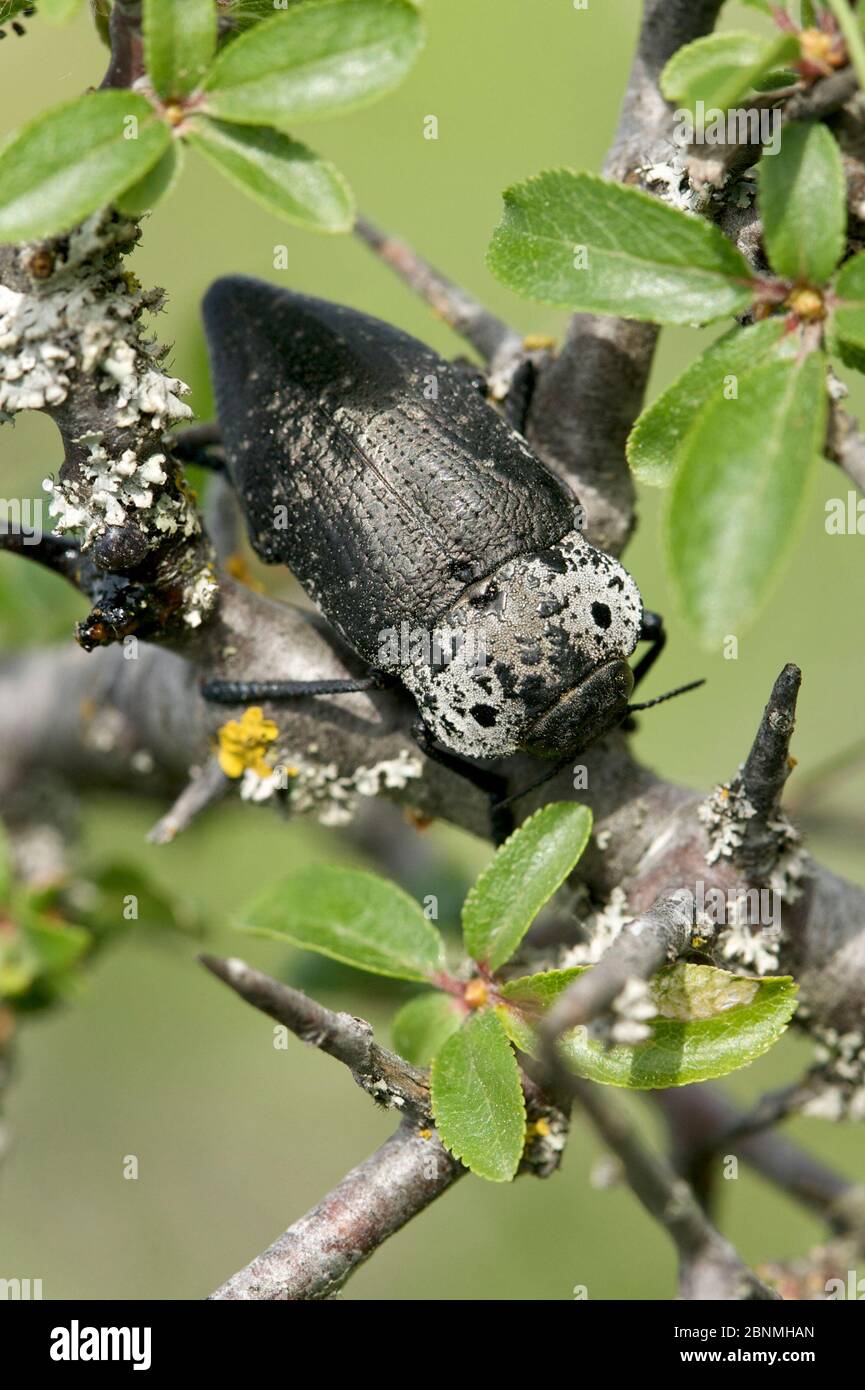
[430,1010,526,1182]
[559,965,799,1088]
[391,991,463,1066]
[661,31,799,114]
[238,865,445,981]
[0,91,171,243]
[760,122,846,284]
[144,0,216,100]
[487,170,753,326]
[462,802,592,972]
[202,0,424,127]
[495,963,798,1089]
[666,344,826,647]
[831,249,865,361]
[115,142,184,217]
[627,318,787,487]
[187,117,354,231]
[496,967,586,1054]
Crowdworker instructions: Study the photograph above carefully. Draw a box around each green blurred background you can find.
[0,0,863,1300]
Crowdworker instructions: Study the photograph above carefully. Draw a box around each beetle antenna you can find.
[497,680,705,810]
[626,678,705,713]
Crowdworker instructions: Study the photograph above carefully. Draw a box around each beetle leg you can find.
[502,357,536,433]
[169,423,226,473]
[631,610,666,691]
[410,718,514,845]
[200,675,384,703]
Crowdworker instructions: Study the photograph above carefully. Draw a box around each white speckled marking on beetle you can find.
[401,528,643,759]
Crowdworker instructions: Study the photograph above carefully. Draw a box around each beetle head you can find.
[403,528,643,760]
[521,657,634,758]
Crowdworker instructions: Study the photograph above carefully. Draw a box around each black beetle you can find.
[195,277,697,810]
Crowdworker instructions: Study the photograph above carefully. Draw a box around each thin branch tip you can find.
[353,212,522,367]
[741,662,802,815]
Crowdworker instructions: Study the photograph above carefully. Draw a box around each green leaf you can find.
[496,967,586,1054]
[17,914,91,976]
[831,249,865,362]
[559,965,798,1088]
[219,0,296,37]
[75,862,200,940]
[661,31,799,114]
[391,991,463,1066]
[500,967,588,1008]
[0,821,11,905]
[627,318,787,487]
[37,0,83,22]
[0,91,172,243]
[238,865,445,981]
[187,116,354,231]
[0,908,91,1003]
[739,0,775,14]
[462,803,592,972]
[825,0,865,97]
[666,344,826,647]
[115,142,184,217]
[760,122,846,284]
[486,170,753,326]
[430,1010,526,1181]
[202,0,424,127]
[144,0,216,99]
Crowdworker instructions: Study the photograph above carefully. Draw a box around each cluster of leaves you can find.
[0,823,197,1011]
[239,804,797,1182]
[0,0,424,240]
[679,3,849,107]
[487,8,865,649]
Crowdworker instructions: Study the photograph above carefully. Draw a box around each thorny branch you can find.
[2,0,865,1301]
[200,953,432,1115]
[201,954,565,1299]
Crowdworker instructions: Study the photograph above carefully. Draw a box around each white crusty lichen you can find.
[699,779,809,897]
[0,213,191,428]
[698,777,811,977]
[181,566,219,628]
[1,211,219,631]
[43,435,194,545]
[239,747,423,824]
[718,920,782,977]
[699,781,758,864]
[801,1026,865,1122]
[607,976,657,1046]
[561,885,631,968]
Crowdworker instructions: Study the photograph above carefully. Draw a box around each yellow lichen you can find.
[526,1117,551,1139]
[217,707,279,779]
[523,333,556,351]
